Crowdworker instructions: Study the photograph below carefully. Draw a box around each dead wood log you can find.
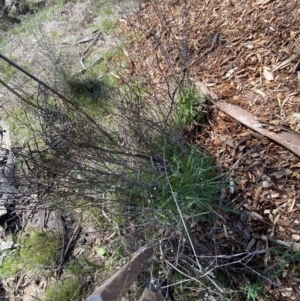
[0,121,16,218]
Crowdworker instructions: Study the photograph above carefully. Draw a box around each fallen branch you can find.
[194,81,300,158]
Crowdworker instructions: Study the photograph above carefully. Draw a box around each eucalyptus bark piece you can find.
[194,81,300,158]
[87,246,153,301]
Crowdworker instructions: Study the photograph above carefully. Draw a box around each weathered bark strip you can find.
[0,120,16,218]
[87,246,153,301]
[194,81,300,158]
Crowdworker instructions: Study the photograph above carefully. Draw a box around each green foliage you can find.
[243,283,264,301]
[90,47,125,87]
[103,7,114,16]
[93,240,126,272]
[102,19,116,32]
[131,139,226,223]
[56,0,71,7]
[6,4,57,35]
[178,85,207,126]
[240,274,269,301]
[159,148,225,219]
[89,0,120,14]
[0,251,23,277]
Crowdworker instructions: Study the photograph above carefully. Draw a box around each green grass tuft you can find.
[130,139,227,224]
[102,18,116,32]
[178,84,207,126]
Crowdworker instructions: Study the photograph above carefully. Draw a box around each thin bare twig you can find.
[166,176,224,293]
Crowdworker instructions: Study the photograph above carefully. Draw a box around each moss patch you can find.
[0,230,63,277]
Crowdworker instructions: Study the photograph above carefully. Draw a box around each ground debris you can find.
[121,0,300,299]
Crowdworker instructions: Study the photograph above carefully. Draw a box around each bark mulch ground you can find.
[120,0,300,299]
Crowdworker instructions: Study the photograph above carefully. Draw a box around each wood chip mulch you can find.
[119,0,300,299]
